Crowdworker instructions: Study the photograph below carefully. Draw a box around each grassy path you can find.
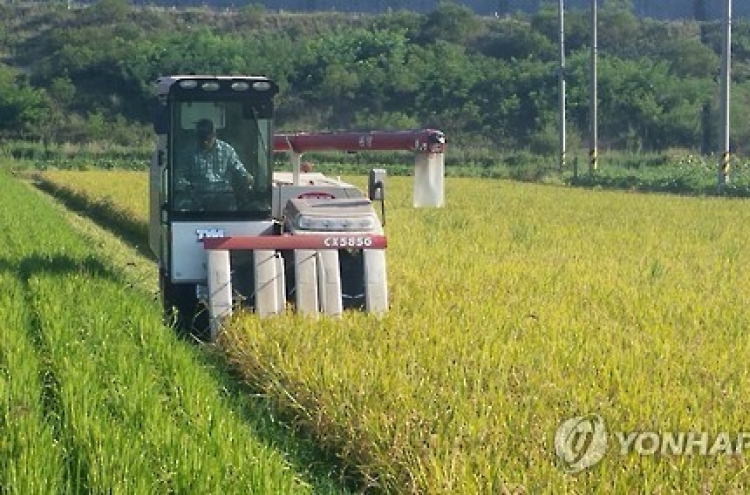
[1,164,346,493]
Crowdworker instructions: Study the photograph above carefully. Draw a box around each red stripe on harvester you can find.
[202,235,387,250]
[273,129,446,154]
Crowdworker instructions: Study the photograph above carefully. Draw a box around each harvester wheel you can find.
[160,270,210,341]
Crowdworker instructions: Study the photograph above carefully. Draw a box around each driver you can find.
[177,118,254,209]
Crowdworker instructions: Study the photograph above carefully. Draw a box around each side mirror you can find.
[368,168,387,226]
[368,168,386,201]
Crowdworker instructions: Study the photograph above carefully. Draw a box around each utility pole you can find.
[558,0,566,171]
[718,0,732,192]
[589,0,598,174]
[696,0,712,156]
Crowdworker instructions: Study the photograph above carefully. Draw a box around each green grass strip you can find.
[0,271,67,494]
[0,163,339,493]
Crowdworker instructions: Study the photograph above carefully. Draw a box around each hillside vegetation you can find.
[2,0,750,157]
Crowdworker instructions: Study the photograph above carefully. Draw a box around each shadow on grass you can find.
[32,176,154,261]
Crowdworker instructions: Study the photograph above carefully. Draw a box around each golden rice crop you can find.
[39,170,149,219]
[41,169,750,493]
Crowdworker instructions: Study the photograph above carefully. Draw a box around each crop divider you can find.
[202,234,388,340]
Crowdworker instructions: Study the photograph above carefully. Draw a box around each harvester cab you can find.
[149,75,445,340]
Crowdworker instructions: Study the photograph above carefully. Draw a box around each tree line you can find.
[1,0,750,155]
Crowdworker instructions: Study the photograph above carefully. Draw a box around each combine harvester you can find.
[148,75,447,339]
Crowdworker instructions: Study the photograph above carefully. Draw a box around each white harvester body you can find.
[149,75,445,339]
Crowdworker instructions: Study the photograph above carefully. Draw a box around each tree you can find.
[38,76,76,144]
[0,65,49,138]
[417,1,483,45]
[86,0,129,25]
[477,19,555,61]
[661,37,719,78]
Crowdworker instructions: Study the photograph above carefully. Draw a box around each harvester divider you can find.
[202,233,388,339]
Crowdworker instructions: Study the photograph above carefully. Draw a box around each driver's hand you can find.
[245,174,255,191]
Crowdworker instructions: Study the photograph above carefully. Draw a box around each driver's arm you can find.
[226,146,254,190]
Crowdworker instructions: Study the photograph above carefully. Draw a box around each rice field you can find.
[0,165,343,494]
[31,168,750,493]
